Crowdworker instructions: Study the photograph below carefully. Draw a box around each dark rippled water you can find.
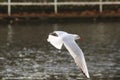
[0,21,120,80]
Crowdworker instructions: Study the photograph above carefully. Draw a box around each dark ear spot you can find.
[50,33,58,37]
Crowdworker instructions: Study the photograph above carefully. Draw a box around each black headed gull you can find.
[47,31,90,78]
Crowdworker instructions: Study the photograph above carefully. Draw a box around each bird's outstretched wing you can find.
[47,35,63,49]
[63,38,90,78]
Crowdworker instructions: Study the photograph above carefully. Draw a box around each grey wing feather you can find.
[63,39,90,78]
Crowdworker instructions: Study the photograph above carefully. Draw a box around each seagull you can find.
[47,31,90,78]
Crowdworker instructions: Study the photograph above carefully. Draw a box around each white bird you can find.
[47,31,90,78]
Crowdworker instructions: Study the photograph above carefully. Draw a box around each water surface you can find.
[0,21,120,80]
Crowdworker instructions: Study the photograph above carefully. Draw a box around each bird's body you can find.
[47,31,90,78]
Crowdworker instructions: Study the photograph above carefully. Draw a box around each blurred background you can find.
[0,0,120,80]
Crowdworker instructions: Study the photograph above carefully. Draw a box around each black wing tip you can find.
[79,68,90,79]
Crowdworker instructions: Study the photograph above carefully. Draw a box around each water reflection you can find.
[92,23,106,42]
[7,24,13,46]
[0,22,120,80]
[53,24,59,31]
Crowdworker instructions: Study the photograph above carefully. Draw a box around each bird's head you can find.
[50,32,58,37]
[47,31,65,49]
[50,31,67,37]
[49,31,82,41]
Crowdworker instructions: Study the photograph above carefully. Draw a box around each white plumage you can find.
[47,31,90,78]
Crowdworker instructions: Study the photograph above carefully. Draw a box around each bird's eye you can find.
[50,33,58,37]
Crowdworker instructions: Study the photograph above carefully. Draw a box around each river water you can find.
[0,21,120,80]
